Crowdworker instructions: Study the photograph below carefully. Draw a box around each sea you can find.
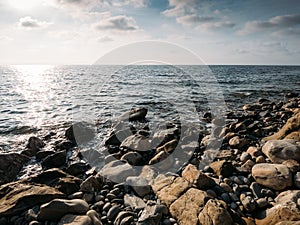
[0,65,300,154]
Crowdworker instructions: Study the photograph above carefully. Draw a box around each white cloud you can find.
[18,16,52,28]
[239,14,300,35]
[94,15,138,31]
[0,35,13,41]
[98,36,114,42]
[176,14,215,26]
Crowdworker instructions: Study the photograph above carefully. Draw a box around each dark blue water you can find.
[0,65,299,151]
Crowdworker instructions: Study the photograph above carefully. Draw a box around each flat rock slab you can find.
[251,163,292,191]
[170,188,210,225]
[182,164,215,189]
[151,176,189,207]
[38,199,89,221]
[58,214,92,225]
[0,182,65,216]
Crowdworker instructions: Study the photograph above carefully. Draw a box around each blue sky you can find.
[0,0,299,64]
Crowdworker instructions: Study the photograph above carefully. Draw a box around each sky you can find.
[0,0,299,65]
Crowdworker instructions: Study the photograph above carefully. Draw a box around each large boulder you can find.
[275,190,300,205]
[120,134,151,151]
[0,153,30,185]
[0,182,65,216]
[262,139,300,163]
[58,214,92,225]
[198,199,233,225]
[65,122,95,145]
[37,199,89,221]
[97,160,137,183]
[252,163,292,191]
[170,188,210,225]
[263,112,300,141]
[256,202,300,225]
[151,175,189,207]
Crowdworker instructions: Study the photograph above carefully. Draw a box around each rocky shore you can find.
[0,94,300,225]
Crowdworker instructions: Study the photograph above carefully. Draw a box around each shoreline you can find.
[0,94,299,225]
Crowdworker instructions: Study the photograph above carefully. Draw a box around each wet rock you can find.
[58,214,92,225]
[120,152,143,165]
[252,163,292,190]
[170,188,209,225]
[0,153,30,185]
[120,134,151,151]
[256,202,300,225]
[0,182,64,216]
[198,199,233,225]
[36,150,56,162]
[41,150,66,168]
[67,162,90,176]
[97,160,137,183]
[148,151,170,165]
[80,176,101,193]
[26,136,45,156]
[118,107,148,121]
[263,112,300,141]
[209,160,235,178]
[105,128,133,146]
[294,172,300,188]
[137,202,166,225]
[262,139,300,163]
[107,205,120,221]
[124,194,146,211]
[155,139,178,154]
[65,122,95,145]
[56,176,82,195]
[114,211,136,225]
[37,199,89,221]
[182,164,215,189]
[126,176,151,197]
[151,176,189,206]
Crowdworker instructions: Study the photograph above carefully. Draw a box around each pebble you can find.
[256,198,268,208]
[220,182,233,192]
[255,155,266,163]
[221,193,231,204]
[107,205,120,220]
[206,189,217,198]
[240,152,251,163]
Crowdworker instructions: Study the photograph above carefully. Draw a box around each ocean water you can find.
[0,65,299,152]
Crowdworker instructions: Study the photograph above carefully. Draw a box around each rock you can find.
[170,188,209,225]
[209,160,235,178]
[0,182,64,216]
[148,151,170,165]
[65,122,95,145]
[36,150,56,162]
[256,202,300,225]
[282,159,300,173]
[107,205,120,221]
[56,176,82,195]
[275,222,300,225]
[37,199,89,221]
[120,134,151,151]
[124,194,146,211]
[41,150,66,168]
[256,198,268,208]
[28,168,80,189]
[126,176,151,197]
[118,107,148,121]
[114,212,136,225]
[0,153,30,185]
[262,140,300,163]
[58,214,92,225]
[295,172,300,188]
[97,160,137,183]
[67,162,90,176]
[247,146,261,158]
[138,202,166,225]
[250,182,264,199]
[240,152,251,163]
[155,139,178,154]
[229,136,248,148]
[151,176,189,206]
[215,150,236,161]
[240,195,256,212]
[80,176,101,193]
[182,164,215,189]
[275,190,300,205]
[120,152,143,165]
[252,163,292,190]
[26,136,45,156]
[198,199,233,225]
[105,128,133,146]
[120,216,134,225]
[263,112,300,141]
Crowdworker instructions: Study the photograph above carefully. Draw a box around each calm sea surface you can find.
[1,65,299,152]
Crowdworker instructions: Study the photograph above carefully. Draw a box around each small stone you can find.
[120,152,143,165]
[256,198,268,208]
[250,182,264,199]
[209,160,235,178]
[229,136,248,148]
[87,210,102,225]
[41,150,66,168]
[220,183,233,193]
[182,164,215,189]
[221,193,231,204]
[58,214,92,225]
[255,156,266,163]
[282,159,300,173]
[247,146,261,158]
[107,205,120,221]
[126,176,150,197]
[241,196,256,212]
[124,194,146,211]
[240,152,251,163]
[294,172,300,188]
[80,176,101,193]
[229,193,239,202]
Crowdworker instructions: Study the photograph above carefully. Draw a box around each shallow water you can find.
[0,65,299,151]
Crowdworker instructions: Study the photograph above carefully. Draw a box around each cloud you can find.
[239,14,300,35]
[274,28,300,37]
[176,14,215,26]
[18,16,52,28]
[94,15,138,31]
[200,21,235,30]
[98,36,114,42]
